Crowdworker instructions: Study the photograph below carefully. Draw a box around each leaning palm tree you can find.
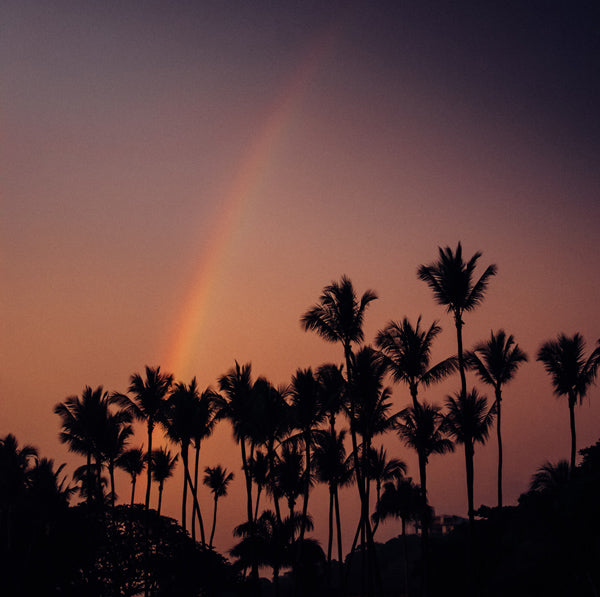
[418,243,497,401]
[376,316,457,409]
[114,366,174,513]
[150,447,178,516]
[537,333,600,470]
[116,447,145,506]
[466,330,528,507]
[445,389,494,526]
[203,465,234,549]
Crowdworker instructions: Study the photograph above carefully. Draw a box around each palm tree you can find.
[316,363,346,433]
[54,385,119,507]
[150,447,178,516]
[99,409,133,508]
[218,362,258,526]
[466,330,528,507]
[445,389,494,526]
[301,276,378,588]
[289,367,327,544]
[203,465,234,549]
[248,451,269,520]
[189,386,222,544]
[116,447,145,506]
[396,403,454,504]
[273,443,305,519]
[417,243,497,401]
[530,460,571,494]
[313,428,353,573]
[367,446,407,514]
[537,333,600,470]
[0,434,38,550]
[373,476,423,597]
[114,366,174,513]
[376,316,457,409]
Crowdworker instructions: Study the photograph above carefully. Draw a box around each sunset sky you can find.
[2,1,600,555]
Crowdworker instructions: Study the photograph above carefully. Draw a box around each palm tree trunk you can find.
[327,489,334,564]
[191,441,200,541]
[182,443,189,533]
[334,487,344,587]
[465,442,475,525]
[496,389,503,508]
[418,450,429,597]
[109,460,116,509]
[130,476,136,507]
[145,421,153,512]
[299,434,311,542]
[254,486,262,521]
[402,518,409,597]
[241,440,253,523]
[209,496,218,548]
[569,393,577,472]
[184,460,206,545]
[454,313,467,401]
[157,482,163,515]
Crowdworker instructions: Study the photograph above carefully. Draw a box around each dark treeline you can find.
[2,242,599,596]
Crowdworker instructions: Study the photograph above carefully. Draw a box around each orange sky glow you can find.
[2,2,599,555]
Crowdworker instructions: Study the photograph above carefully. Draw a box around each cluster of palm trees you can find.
[49,242,600,595]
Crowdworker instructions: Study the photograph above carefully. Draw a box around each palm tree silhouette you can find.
[373,475,424,597]
[313,427,353,575]
[445,389,494,526]
[0,434,38,550]
[248,450,269,521]
[376,316,457,409]
[203,464,234,549]
[367,446,407,516]
[99,409,133,509]
[189,385,222,544]
[150,447,178,516]
[218,362,258,525]
[417,243,497,401]
[289,367,327,544]
[54,385,119,507]
[537,333,600,470]
[114,366,174,513]
[301,277,378,561]
[273,442,305,519]
[316,363,347,433]
[465,330,528,507]
[116,447,145,506]
[530,460,571,494]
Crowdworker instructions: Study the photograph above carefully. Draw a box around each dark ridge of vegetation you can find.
[2,243,600,596]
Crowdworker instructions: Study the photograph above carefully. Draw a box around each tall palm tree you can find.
[466,330,528,507]
[417,243,497,401]
[219,362,262,526]
[313,428,353,572]
[116,447,145,506]
[376,316,457,409]
[114,366,174,513]
[273,443,305,519]
[289,367,327,544]
[445,389,494,526]
[537,333,600,470]
[203,465,234,549]
[250,377,291,525]
[150,447,178,516]
[190,386,222,544]
[301,276,378,586]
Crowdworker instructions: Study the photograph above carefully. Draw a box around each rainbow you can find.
[164,27,338,379]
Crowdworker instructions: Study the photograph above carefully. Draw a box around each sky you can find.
[2,1,600,556]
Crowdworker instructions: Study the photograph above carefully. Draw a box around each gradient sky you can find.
[2,1,600,555]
